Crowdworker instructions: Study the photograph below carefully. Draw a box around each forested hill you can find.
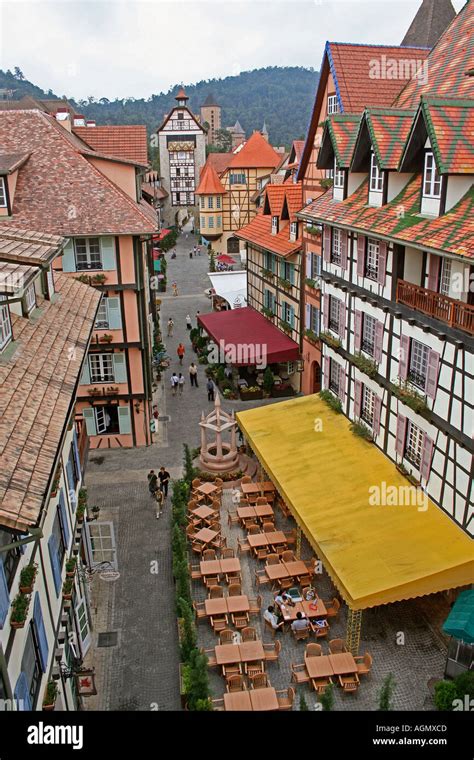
[0,66,319,148]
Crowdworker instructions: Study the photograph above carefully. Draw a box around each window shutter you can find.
[357,235,366,277]
[377,242,387,286]
[48,534,61,596]
[354,380,362,418]
[107,297,122,330]
[373,395,382,437]
[374,320,384,363]
[338,365,346,404]
[427,254,440,292]
[72,428,81,479]
[289,305,295,327]
[305,304,311,330]
[79,357,91,385]
[279,260,285,279]
[118,406,132,435]
[339,302,346,341]
[61,238,76,273]
[113,353,127,383]
[395,414,407,457]
[399,335,410,381]
[420,434,434,481]
[100,237,116,270]
[0,556,9,629]
[323,225,331,263]
[289,264,295,286]
[14,672,32,711]
[66,459,75,507]
[82,408,97,436]
[58,490,70,549]
[33,593,49,673]
[322,294,329,331]
[354,310,362,352]
[425,350,440,399]
[305,252,311,278]
[324,356,331,389]
[340,230,348,270]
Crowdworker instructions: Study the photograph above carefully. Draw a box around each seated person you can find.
[274,591,291,609]
[291,611,310,632]
[263,605,284,631]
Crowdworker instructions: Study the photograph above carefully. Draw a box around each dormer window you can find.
[334,161,344,189]
[0,296,12,350]
[327,95,339,115]
[370,153,383,192]
[271,216,279,235]
[423,152,441,199]
[0,177,6,208]
[289,221,297,242]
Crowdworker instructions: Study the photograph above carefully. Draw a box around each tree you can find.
[13,67,25,81]
[209,251,216,273]
[378,674,396,711]
[263,367,274,394]
[320,683,334,711]
[299,693,309,711]
[213,128,232,152]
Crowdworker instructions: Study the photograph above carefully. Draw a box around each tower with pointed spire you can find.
[200,93,221,146]
[401,0,456,49]
[261,121,269,142]
[228,119,246,150]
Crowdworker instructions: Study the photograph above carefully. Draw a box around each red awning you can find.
[152,228,171,242]
[197,307,300,366]
[216,254,235,264]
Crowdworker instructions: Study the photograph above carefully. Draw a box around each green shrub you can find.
[350,421,373,441]
[320,683,334,711]
[186,649,211,710]
[263,367,274,393]
[378,674,396,711]
[299,693,309,711]
[434,680,457,711]
[352,352,378,379]
[19,563,37,588]
[454,671,474,701]
[319,389,343,414]
[178,597,197,661]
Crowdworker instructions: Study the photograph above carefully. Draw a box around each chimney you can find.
[86,120,96,128]
[55,107,71,132]
[73,114,86,127]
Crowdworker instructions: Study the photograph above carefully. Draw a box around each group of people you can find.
[189,245,201,259]
[263,591,313,633]
[147,467,171,519]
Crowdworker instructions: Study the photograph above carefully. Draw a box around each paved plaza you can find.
[82,222,450,711]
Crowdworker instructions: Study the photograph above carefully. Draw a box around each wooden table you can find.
[220,558,241,575]
[283,560,307,577]
[193,527,219,545]
[205,598,227,616]
[304,655,334,679]
[265,563,290,581]
[254,504,274,519]
[205,595,249,616]
[226,595,249,614]
[200,558,241,578]
[249,687,279,711]
[280,599,327,622]
[192,505,216,521]
[247,533,270,548]
[214,640,265,666]
[264,531,287,546]
[224,691,252,711]
[237,506,257,520]
[328,652,357,676]
[215,644,241,666]
[197,482,219,497]
[241,482,276,495]
[239,640,265,663]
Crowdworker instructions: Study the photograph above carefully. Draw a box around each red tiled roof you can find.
[207,152,234,175]
[0,273,101,531]
[195,162,226,194]
[293,140,305,165]
[420,97,474,174]
[228,132,282,169]
[364,108,416,170]
[395,2,474,108]
[327,115,361,168]
[0,111,156,236]
[236,182,303,258]
[0,151,30,175]
[73,125,149,165]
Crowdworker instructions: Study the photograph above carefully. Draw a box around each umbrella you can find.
[216,254,235,265]
[442,589,474,644]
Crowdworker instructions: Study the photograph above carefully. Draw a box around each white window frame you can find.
[329,360,341,394]
[361,314,376,356]
[0,296,12,350]
[331,228,342,264]
[0,177,7,208]
[329,296,341,333]
[75,238,102,271]
[327,95,339,115]
[216,196,221,209]
[208,216,214,229]
[95,298,109,329]
[271,216,279,235]
[423,152,441,199]
[200,197,205,209]
[360,385,375,426]
[365,239,380,280]
[89,353,114,383]
[289,221,297,242]
[24,283,36,313]
[439,258,452,297]
[409,339,429,390]
[405,420,423,469]
[334,159,344,189]
[208,196,214,209]
[200,216,205,228]
[370,153,383,193]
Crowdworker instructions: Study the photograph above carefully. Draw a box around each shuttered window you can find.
[405,421,423,468]
[48,509,65,595]
[0,556,9,628]
[33,593,49,673]
[20,625,42,709]
[89,353,114,383]
[408,340,429,390]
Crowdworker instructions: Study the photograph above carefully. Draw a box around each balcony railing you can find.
[396,280,474,336]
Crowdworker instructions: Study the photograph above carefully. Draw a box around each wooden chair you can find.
[191,541,204,556]
[310,620,329,638]
[278,578,293,592]
[279,501,291,519]
[276,687,295,710]
[204,575,220,589]
[292,626,310,642]
[210,615,228,633]
[219,629,234,645]
[221,548,235,559]
[227,510,240,527]
[354,652,373,676]
[249,672,269,689]
[324,598,341,619]
[254,547,268,561]
[281,550,295,563]
[296,574,313,587]
[291,662,310,685]
[228,583,242,597]
[312,676,333,694]
[211,535,227,551]
[248,595,262,616]
[189,563,202,581]
[225,571,242,585]
[223,663,242,680]
[283,529,296,546]
[247,524,260,535]
[255,569,271,589]
[231,612,250,629]
[264,618,277,639]
[263,640,281,664]
[241,475,252,484]
[192,478,202,490]
[305,643,322,658]
[266,553,280,565]
[208,585,224,599]
[255,496,268,505]
[338,674,360,693]
[262,522,276,533]
[241,627,257,642]
[226,675,246,693]
[246,663,265,679]
[209,520,221,532]
[202,648,218,668]
[192,601,206,622]
[329,638,347,654]
[202,549,216,561]
[237,537,251,555]
[186,524,197,540]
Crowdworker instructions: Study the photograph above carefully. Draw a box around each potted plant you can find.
[19,563,38,594]
[65,558,77,578]
[87,506,100,521]
[10,593,30,629]
[62,578,74,601]
[278,277,292,290]
[42,681,58,712]
[304,328,319,344]
[91,273,106,285]
[106,386,119,395]
[306,225,322,238]
[87,388,102,397]
[261,267,274,280]
[261,306,275,319]
[239,385,263,401]
[279,320,293,335]
[50,467,61,497]
[319,331,342,350]
[77,503,86,523]
[100,334,113,343]
[305,277,318,290]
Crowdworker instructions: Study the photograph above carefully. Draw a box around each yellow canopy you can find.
[237,396,474,610]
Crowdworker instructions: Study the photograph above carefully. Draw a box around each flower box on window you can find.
[261,268,274,280]
[351,352,378,379]
[279,320,293,334]
[106,386,119,395]
[87,388,102,397]
[261,307,275,319]
[91,273,107,285]
[396,463,421,487]
[278,278,292,290]
[319,389,342,414]
[306,226,321,238]
[10,593,30,629]
[350,421,373,442]
[304,329,319,345]
[62,578,74,601]
[19,563,38,594]
[42,681,58,712]
[319,331,342,350]
[305,278,318,291]
[100,334,113,344]
[390,381,430,418]
[51,466,61,497]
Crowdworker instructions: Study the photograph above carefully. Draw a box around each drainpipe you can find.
[135,236,153,444]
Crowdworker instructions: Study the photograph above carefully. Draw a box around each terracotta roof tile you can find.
[228,132,282,169]
[364,108,416,169]
[206,152,234,175]
[237,182,303,257]
[195,162,226,195]
[327,115,361,167]
[0,273,101,531]
[421,97,474,174]
[0,151,30,175]
[73,125,149,165]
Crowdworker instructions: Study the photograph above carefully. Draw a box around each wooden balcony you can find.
[396,280,474,336]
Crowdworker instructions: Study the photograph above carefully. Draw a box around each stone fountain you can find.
[199,392,239,473]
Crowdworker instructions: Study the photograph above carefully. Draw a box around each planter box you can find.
[42,702,55,712]
[10,619,26,630]
[239,389,263,401]
[271,386,296,398]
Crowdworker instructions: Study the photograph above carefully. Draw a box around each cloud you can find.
[0,0,467,99]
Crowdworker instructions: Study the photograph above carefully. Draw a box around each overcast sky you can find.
[0,0,466,100]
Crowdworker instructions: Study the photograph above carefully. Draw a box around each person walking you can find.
[207,377,215,402]
[154,488,164,519]
[158,466,171,498]
[170,372,178,396]
[197,245,201,256]
[189,362,199,387]
[189,249,193,259]
[177,342,185,365]
[147,470,158,498]
[185,314,192,331]
[172,282,178,297]
[178,373,185,395]
[167,317,174,337]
